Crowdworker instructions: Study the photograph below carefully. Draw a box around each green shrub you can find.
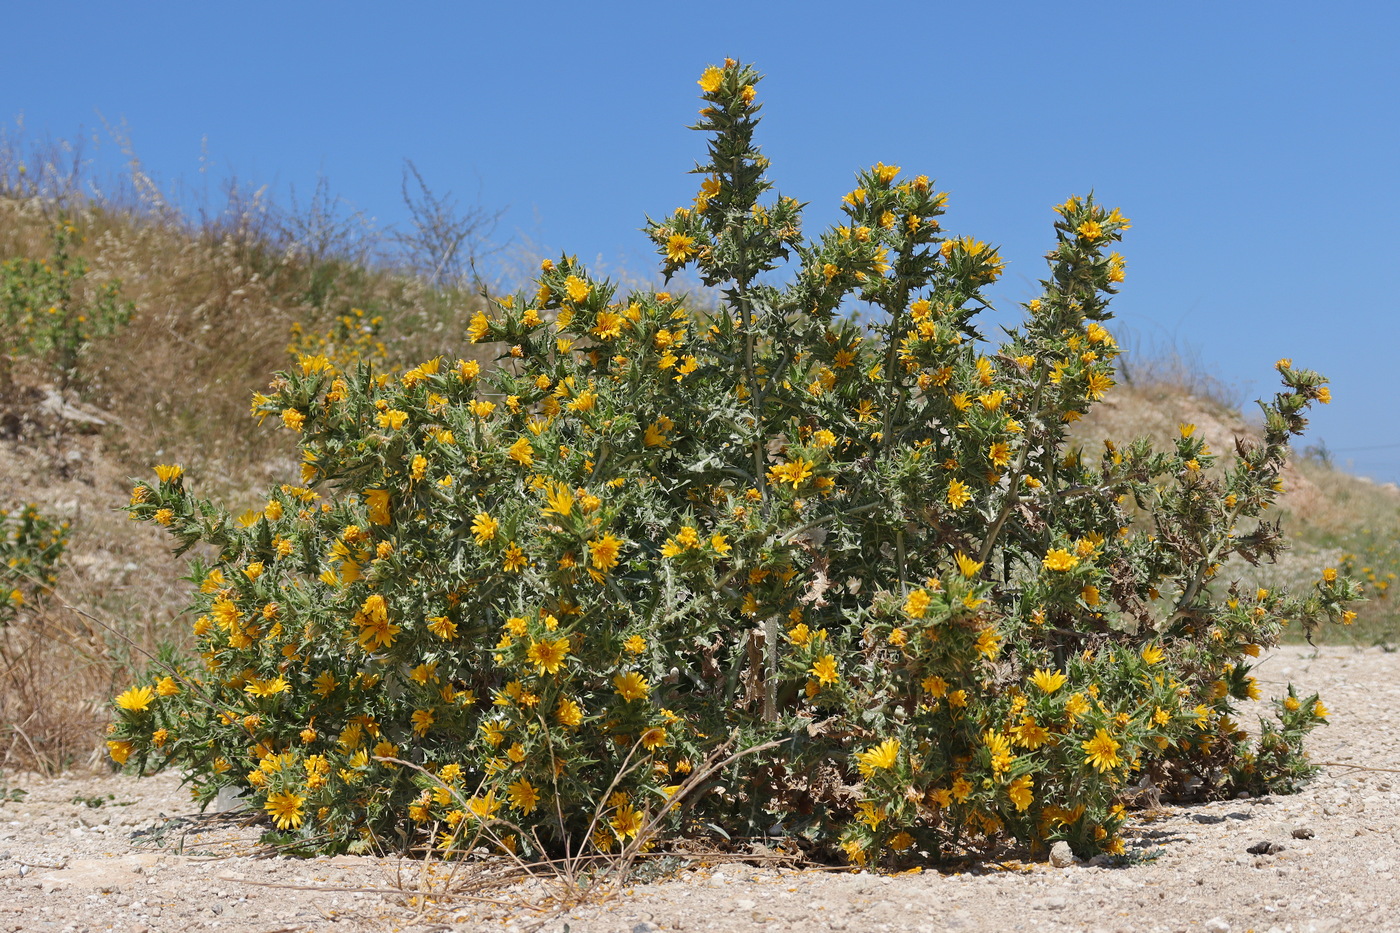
[0,504,68,626]
[112,60,1357,864]
[0,217,134,389]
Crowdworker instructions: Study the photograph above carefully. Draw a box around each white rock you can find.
[1204,918,1230,932]
[1049,841,1077,868]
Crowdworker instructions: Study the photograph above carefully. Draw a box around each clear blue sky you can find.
[5,2,1399,481]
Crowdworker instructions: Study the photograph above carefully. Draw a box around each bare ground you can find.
[1,645,1397,933]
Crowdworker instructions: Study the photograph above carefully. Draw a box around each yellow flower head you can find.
[810,654,839,686]
[264,791,306,830]
[1081,728,1122,772]
[698,65,724,94]
[614,671,650,702]
[954,552,983,579]
[115,685,155,712]
[854,738,900,779]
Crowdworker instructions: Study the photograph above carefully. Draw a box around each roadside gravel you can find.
[2,645,1396,933]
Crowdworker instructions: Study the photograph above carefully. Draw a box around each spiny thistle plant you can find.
[0,504,68,626]
[113,60,1358,865]
[0,217,134,389]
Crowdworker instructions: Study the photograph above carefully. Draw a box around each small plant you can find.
[0,216,134,389]
[286,307,389,375]
[0,504,68,626]
[113,60,1357,866]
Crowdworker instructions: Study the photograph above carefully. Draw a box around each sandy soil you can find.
[1,645,1397,933]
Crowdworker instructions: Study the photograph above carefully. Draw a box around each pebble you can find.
[1203,919,1230,932]
[1049,841,1077,868]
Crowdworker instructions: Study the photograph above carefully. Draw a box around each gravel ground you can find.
[2,645,1397,933]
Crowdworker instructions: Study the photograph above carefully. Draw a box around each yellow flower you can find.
[365,489,391,525]
[245,676,289,698]
[614,671,650,702]
[768,458,815,489]
[115,685,155,712]
[502,543,527,573]
[107,740,133,765]
[556,697,583,728]
[921,675,948,698]
[153,463,183,483]
[467,790,502,820]
[954,552,983,578]
[1141,644,1165,665]
[1008,775,1034,811]
[624,634,647,654]
[508,437,534,466]
[411,709,435,736]
[1313,701,1328,719]
[946,479,971,509]
[810,654,839,686]
[1042,548,1079,571]
[641,726,668,750]
[376,409,408,430]
[610,803,644,840]
[854,738,900,779]
[698,65,724,94]
[904,588,931,619]
[665,233,698,264]
[564,275,590,304]
[527,637,570,675]
[1082,728,1122,772]
[1080,585,1101,607]
[643,422,671,447]
[264,791,305,830]
[1028,668,1067,694]
[508,778,540,814]
[588,533,623,574]
[470,513,499,545]
[1012,715,1049,749]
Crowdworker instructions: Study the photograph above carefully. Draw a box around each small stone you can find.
[1049,841,1077,868]
[1203,918,1230,933]
[1291,826,1315,839]
[1033,895,1067,910]
[1247,841,1284,855]
[633,924,661,933]
[734,898,756,911]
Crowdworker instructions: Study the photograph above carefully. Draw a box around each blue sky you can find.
[4,2,1399,481]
